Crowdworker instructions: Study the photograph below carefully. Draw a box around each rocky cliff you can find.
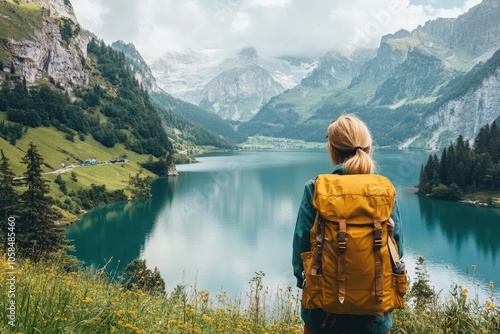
[419,52,500,149]
[241,0,500,148]
[348,0,500,101]
[1,0,88,90]
[199,63,285,121]
[111,40,161,93]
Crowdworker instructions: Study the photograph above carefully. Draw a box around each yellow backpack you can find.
[300,174,408,316]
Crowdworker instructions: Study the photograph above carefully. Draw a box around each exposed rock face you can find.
[373,50,457,105]
[349,0,500,93]
[150,47,315,120]
[424,67,500,149]
[168,161,179,176]
[5,0,89,88]
[111,40,162,93]
[301,51,371,88]
[198,64,285,121]
[243,0,500,148]
[420,0,500,56]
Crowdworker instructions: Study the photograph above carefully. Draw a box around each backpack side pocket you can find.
[390,271,408,310]
[301,251,324,309]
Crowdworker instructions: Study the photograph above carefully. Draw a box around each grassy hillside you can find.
[0,125,156,223]
[0,1,43,41]
[0,255,498,333]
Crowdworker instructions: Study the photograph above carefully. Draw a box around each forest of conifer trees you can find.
[418,121,500,203]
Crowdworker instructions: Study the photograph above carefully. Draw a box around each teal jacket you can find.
[292,164,403,334]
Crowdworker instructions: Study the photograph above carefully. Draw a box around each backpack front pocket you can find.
[301,251,324,309]
[390,271,408,310]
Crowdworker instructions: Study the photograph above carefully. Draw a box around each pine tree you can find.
[410,256,435,310]
[490,121,500,163]
[418,165,430,195]
[0,149,19,247]
[18,142,65,260]
[122,259,165,294]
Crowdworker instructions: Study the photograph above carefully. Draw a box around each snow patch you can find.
[389,98,407,110]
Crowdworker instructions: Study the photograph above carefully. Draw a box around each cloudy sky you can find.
[70,0,482,62]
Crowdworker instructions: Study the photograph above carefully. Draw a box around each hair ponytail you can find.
[343,148,373,174]
[326,114,375,174]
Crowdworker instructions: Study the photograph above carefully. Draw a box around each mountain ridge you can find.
[240,0,500,149]
[150,47,315,121]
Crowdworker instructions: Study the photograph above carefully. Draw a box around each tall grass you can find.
[0,253,498,333]
[0,254,302,333]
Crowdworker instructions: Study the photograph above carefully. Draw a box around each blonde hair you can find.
[326,114,374,174]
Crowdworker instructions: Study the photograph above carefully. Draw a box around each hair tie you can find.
[354,146,364,152]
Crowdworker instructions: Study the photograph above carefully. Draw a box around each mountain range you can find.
[239,0,500,148]
[146,0,500,149]
[151,47,315,122]
[1,0,499,173]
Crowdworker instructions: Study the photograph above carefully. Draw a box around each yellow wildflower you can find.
[123,323,142,334]
[461,288,468,297]
[83,297,93,303]
[486,300,495,309]
[489,281,494,290]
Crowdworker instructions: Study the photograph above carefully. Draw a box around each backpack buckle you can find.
[338,231,347,253]
[374,226,382,249]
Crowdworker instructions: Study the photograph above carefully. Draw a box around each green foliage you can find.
[418,122,500,200]
[0,149,19,248]
[393,283,500,333]
[54,174,67,194]
[17,142,65,260]
[241,101,427,145]
[0,121,23,145]
[0,257,304,333]
[72,183,128,210]
[1,256,498,333]
[0,39,175,160]
[0,1,44,41]
[409,257,436,310]
[129,169,152,198]
[430,183,463,201]
[151,92,244,145]
[174,153,196,164]
[140,155,171,177]
[58,17,74,44]
[121,259,165,294]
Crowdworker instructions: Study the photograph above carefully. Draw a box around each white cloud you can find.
[70,0,480,62]
[231,12,251,32]
[71,0,108,36]
[247,0,291,7]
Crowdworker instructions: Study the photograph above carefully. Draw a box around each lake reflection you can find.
[66,150,500,298]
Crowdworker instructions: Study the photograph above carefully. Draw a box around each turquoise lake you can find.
[66,149,500,299]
